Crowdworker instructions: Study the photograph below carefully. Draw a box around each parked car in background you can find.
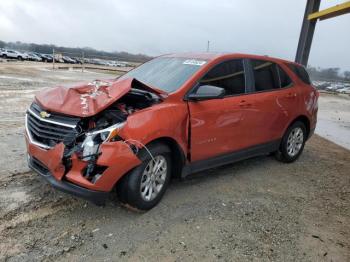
[106,61,115,67]
[41,54,53,63]
[55,56,64,63]
[115,62,126,67]
[32,52,45,60]
[91,58,104,65]
[107,61,125,67]
[2,49,29,60]
[27,52,42,62]
[25,53,319,210]
[17,50,30,60]
[337,87,350,94]
[62,56,76,64]
[71,57,83,64]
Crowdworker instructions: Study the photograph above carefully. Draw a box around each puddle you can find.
[316,118,350,150]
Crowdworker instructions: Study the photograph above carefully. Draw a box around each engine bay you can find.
[61,88,160,181]
[87,89,159,131]
[27,87,161,183]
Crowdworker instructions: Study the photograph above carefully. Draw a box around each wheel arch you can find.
[144,137,186,179]
[288,115,311,139]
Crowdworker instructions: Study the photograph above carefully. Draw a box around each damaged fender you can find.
[65,141,141,191]
[119,101,189,163]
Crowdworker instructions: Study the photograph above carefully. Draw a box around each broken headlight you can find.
[81,122,125,160]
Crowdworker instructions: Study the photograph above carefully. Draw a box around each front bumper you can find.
[25,132,142,205]
[28,156,108,205]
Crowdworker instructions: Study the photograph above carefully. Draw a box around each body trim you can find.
[28,156,108,205]
[28,108,77,128]
[182,139,281,177]
[25,114,52,149]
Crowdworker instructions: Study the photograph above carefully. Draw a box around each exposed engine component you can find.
[82,88,159,132]
[26,86,161,183]
[65,89,160,180]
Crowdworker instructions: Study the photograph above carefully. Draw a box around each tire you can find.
[117,143,172,211]
[2,54,7,58]
[275,121,306,163]
[17,56,23,61]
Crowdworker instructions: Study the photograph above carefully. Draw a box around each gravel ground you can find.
[0,62,349,261]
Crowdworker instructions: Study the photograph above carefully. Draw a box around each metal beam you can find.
[308,1,350,21]
[295,0,321,66]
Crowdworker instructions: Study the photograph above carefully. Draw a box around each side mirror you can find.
[187,85,225,101]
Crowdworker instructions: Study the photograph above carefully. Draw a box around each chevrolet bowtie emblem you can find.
[40,111,51,118]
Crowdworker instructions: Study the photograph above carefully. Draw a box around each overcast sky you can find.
[0,0,349,70]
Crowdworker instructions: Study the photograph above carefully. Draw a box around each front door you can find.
[188,58,250,161]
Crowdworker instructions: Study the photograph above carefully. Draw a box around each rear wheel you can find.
[275,121,306,163]
[117,143,171,211]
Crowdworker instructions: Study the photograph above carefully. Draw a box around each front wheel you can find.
[117,143,172,211]
[275,121,306,163]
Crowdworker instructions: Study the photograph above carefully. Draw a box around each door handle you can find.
[285,93,297,98]
[239,100,252,107]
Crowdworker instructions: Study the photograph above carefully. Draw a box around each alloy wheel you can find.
[286,127,304,157]
[140,155,167,202]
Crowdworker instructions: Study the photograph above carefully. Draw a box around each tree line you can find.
[1,40,349,79]
[307,66,350,82]
[0,40,152,63]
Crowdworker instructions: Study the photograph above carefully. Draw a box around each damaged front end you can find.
[26,79,161,205]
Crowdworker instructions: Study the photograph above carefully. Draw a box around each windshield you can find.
[120,57,207,93]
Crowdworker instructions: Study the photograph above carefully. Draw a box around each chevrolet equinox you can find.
[25,53,319,210]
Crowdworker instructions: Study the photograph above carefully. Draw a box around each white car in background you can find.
[337,87,350,94]
[27,52,42,61]
[115,62,127,67]
[1,49,29,60]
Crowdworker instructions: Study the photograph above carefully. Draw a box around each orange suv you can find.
[25,53,319,210]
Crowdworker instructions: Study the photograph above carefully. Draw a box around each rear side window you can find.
[251,60,279,91]
[287,64,311,84]
[277,65,293,88]
[200,59,245,95]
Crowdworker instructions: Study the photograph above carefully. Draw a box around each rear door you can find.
[245,59,298,144]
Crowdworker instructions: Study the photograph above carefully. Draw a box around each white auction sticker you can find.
[183,59,207,66]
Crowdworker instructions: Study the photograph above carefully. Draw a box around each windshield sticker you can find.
[183,59,207,66]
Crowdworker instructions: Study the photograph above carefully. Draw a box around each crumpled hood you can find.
[35,78,164,117]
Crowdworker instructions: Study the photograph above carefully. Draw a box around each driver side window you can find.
[200,59,246,96]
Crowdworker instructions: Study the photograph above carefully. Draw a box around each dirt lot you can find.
[0,62,349,261]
